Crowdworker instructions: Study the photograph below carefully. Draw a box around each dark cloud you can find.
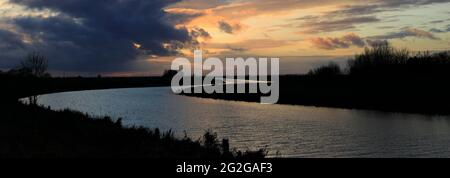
[343,33,366,47]
[329,0,450,17]
[310,33,367,50]
[164,11,205,25]
[430,28,445,33]
[311,27,441,50]
[169,0,231,10]
[430,24,450,33]
[218,20,233,34]
[300,16,380,34]
[0,0,197,72]
[0,29,26,51]
[330,4,382,17]
[218,20,241,34]
[365,39,389,47]
[0,29,28,68]
[377,26,397,29]
[369,28,440,40]
[227,47,248,53]
[429,20,445,24]
[190,27,211,40]
[205,39,289,55]
[295,0,450,34]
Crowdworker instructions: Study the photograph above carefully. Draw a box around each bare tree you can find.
[21,52,48,78]
[20,52,49,105]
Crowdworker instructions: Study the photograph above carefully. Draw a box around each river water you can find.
[36,87,450,158]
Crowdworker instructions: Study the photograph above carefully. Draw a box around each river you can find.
[36,87,450,158]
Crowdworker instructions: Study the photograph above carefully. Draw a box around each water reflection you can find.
[36,87,450,158]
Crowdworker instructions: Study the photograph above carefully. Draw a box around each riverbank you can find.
[183,45,450,115]
[1,101,265,158]
[1,76,172,100]
[182,75,450,115]
[0,76,265,158]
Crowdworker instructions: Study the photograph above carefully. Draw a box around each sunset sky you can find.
[1,0,449,76]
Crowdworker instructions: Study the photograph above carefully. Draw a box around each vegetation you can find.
[306,42,450,77]
[0,102,265,158]
[184,43,450,115]
[20,52,50,78]
[308,62,342,77]
[0,52,266,158]
[347,42,450,77]
[7,52,51,78]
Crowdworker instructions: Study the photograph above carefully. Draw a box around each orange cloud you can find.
[310,33,366,50]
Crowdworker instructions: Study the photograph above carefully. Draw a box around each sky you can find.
[1,0,449,76]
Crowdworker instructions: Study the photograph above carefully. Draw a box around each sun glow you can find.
[133,42,142,49]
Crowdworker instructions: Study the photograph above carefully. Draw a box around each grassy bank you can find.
[1,75,172,100]
[0,101,265,158]
[0,75,265,158]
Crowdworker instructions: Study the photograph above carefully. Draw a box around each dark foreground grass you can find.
[0,74,265,158]
[0,101,266,158]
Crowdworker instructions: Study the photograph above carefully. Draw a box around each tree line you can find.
[1,52,50,78]
[308,42,450,78]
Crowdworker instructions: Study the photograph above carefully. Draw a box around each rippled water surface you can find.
[36,87,450,157]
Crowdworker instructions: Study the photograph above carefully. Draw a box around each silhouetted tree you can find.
[18,52,50,105]
[20,52,49,78]
[348,42,409,76]
[347,42,450,77]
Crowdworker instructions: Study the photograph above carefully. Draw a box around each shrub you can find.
[347,42,450,77]
[308,62,342,76]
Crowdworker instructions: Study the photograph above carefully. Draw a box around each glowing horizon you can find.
[1,0,449,76]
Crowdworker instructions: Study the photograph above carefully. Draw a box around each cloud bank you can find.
[311,28,440,50]
[0,0,197,72]
[370,28,440,40]
[310,33,366,50]
[218,20,241,34]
